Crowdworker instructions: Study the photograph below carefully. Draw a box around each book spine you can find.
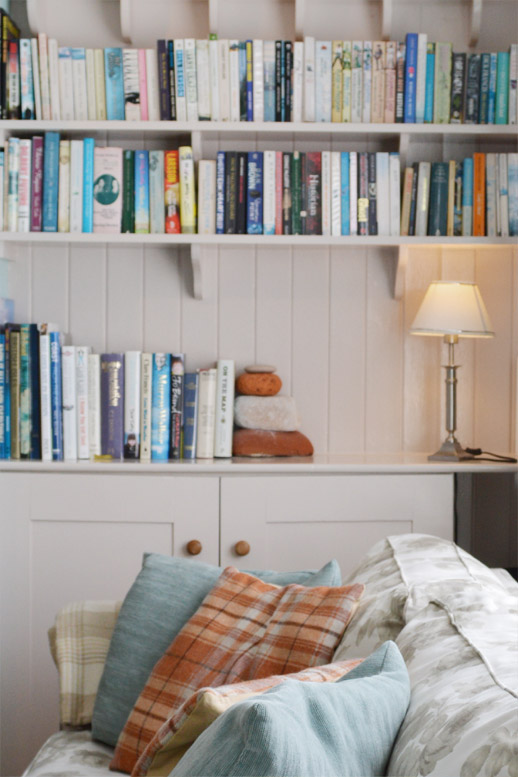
[38,32,51,120]
[473,152,486,235]
[275,149,283,234]
[28,324,41,459]
[340,151,350,235]
[82,137,95,232]
[274,40,282,122]
[39,333,52,461]
[510,44,518,124]
[94,48,107,120]
[236,151,247,234]
[404,33,418,123]
[0,333,5,459]
[197,39,211,120]
[2,323,11,458]
[367,151,377,235]
[357,152,369,236]
[376,151,390,236]
[216,151,225,234]
[496,51,509,124]
[488,52,497,124]
[71,47,88,120]
[184,38,198,122]
[389,152,401,236]
[414,160,431,236]
[195,368,217,459]
[70,139,84,233]
[498,153,509,236]
[145,48,160,121]
[315,40,332,122]
[361,40,372,123]
[342,41,352,122]
[486,153,497,237]
[395,42,405,122]
[282,151,292,234]
[61,345,77,461]
[57,139,70,233]
[168,39,177,121]
[304,36,315,122]
[229,40,240,121]
[87,353,101,458]
[157,40,171,120]
[7,137,18,232]
[285,40,293,121]
[465,53,481,123]
[20,39,34,119]
[58,47,74,120]
[508,152,518,235]
[0,151,4,231]
[7,40,20,119]
[49,330,63,461]
[462,157,474,236]
[198,159,216,235]
[245,39,253,121]
[219,39,230,121]
[209,36,220,122]
[424,43,435,123]
[454,161,463,236]
[134,149,150,234]
[293,40,303,123]
[263,150,276,235]
[75,345,90,460]
[415,33,427,123]
[124,350,141,459]
[247,151,263,234]
[371,41,385,123]
[164,150,180,234]
[213,359,234,457]
[138,49,148,121]
[93,146,123,234]
[182,372,198,460]
[86,48,97,120]
[450,52,466,123]
[384,41,397,123]
[291,150,302,235]
[42,131,60,232]
[408,162,419,235]
[9,329,20,459]
[428,162,449,236]
[47,38,60,120]
[17,138,31,233]
[400,166,414,236]
[139,352,152,462]
[263,40,276,121]
[151,352,171,461]
[306,152,322,235]
[331,40,343,123]
[349,151,358,235]
[330,150,341,236]
[179,145,196,233]
[100,353,124,460]
[31,38,42,120]
[121,149,135,233]
[478,53,490,123]
[169,353,184,460]
[433,42,452,124]
[149,149,165,234]
[19,324,31,458]
[122,48,140,120]
[104,48,124,120]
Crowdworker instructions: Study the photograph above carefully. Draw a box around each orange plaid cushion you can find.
[110,566,364,774]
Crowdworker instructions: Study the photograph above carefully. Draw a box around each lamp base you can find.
[428,439,475,462]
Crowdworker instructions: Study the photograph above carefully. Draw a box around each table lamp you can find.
[410,281,494,462]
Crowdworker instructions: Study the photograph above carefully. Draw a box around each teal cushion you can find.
[91,554,341,747]
[170,641,410,777]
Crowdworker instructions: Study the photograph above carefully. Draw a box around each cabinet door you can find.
[220,474,454,575]
[0,472,219,777]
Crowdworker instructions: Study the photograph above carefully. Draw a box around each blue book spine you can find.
[462,158,473,207]
[3,327,10,458]
[42,131,60,232]
[49,331,63,461]
[176,44,185,104]
[104,48,125,120]
[216,151,225,234]
[82,137,95,232]
[495,51,509,124]
[0,333,5,459]
[182,371,198,460]
[151,353,171,461]
[29,323,41,459]
[247,151,263,234]
[488,52,497,124]
[404,33,418,123]
[134,150,150,234]
[246,40,253,121]
[340,152,350,235]
[424,50,435,123]
[509,154,518,236]
[19,324,31,458]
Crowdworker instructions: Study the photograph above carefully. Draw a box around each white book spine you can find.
[62,345,77,461]
[94,48,107,120]
[376,152,390,236]
[229,40,240,122]
[321,150,331,236]
[58,48,74,121]
[145,48,159,121]
[184,38,199,122]
[20,39,34,120]
[218,39,230,121]
[351,41,363,123]
[0,152,4,231]
[58,140,71,233]
[70,139,84,233]
[124,351,141,458]
[7,138,19,233]
[389,152,401,236]
[198,160,216,234]
[139,353,152,462]
[85,48,97,120]
[349,151,358,235]
[122,48,140,121]
[486,153,497,237]
[315,41,332,122]
[495,158,501,237]
[76,345,90,460]
[38,33,51,120]
[196,39,211,120]
[93,147,123,233]
[3,139,8,232]
[331,150,341,236]
[87,353,101,458]
[509,44,518,125]
[175,40,187,122]
[196,368,217,458]
[499,153,509,236]
[415,33,428,123]
[17,139,31,233]
[263,149,276,234]
[415,161,431,236]
[47,37,61,121]
[342,41,352,122]
[304,36,315,121]
[39,334,52,461]
[263,41,275,121]
[252,39,264,122]
[209,38,220,121]
[362,41,372,123]
[72,49,88,121]
[213,360,235,458]
[31,38,42,120]
[292,41,304,124]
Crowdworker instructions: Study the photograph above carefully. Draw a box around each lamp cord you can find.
[465,448,517,464]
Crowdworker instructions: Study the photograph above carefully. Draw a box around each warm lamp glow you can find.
[410,281,494,338]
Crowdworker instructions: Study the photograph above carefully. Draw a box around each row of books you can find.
[1,13,517,125]
[0,324,236,461]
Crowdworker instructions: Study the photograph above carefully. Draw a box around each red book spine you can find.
[30,135,44,232]
[305,151,321,235]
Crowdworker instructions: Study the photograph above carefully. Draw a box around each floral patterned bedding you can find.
[22,731,113,776]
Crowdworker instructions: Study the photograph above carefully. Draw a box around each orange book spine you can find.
[164,150,181,234]
[400,167,414,236]
[473,152,485,236]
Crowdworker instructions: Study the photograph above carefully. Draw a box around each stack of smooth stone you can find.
[232,364,313,457]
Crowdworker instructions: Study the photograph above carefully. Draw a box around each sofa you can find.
[22,534,517,777]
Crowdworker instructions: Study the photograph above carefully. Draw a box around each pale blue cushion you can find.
[91,554,341,747]
[170,641,410,777]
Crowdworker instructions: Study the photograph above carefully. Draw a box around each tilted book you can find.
[100,353,124,460]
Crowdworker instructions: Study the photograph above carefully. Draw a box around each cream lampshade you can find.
[410,281,494,461]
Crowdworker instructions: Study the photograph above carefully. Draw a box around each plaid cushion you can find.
[48,600,122,727]
[133,658,363,777]
[111,567,364,773]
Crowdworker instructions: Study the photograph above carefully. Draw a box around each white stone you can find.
[234,396,300,431]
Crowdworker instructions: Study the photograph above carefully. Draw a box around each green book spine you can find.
[428,162,449,236]
[121,149,135,232]
[19,323,31,459]
[291,151,302,235]
[433,43,452,124]
[495,51,509,124]
[9,328,20,460]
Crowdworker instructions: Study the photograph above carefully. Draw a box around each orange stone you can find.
[233,429,314,457]
[236,373,282,396]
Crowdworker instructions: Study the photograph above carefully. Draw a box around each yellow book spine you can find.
[179,146,196,234]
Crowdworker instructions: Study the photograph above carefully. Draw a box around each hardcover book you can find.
[121,149,135,233]
[93,147,123,233]
[100,353,124,460]
[465,53,481,123]
[157,40,171,120]
[49,329,63,461]
[168,39,177,120]
[478,53,490,123]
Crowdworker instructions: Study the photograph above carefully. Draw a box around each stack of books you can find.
[0,323,235,462]
[0,7,516,125]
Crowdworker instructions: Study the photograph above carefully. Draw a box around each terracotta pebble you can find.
[236,373,282,396]
[233,429,314,457]
[244,364,277,374]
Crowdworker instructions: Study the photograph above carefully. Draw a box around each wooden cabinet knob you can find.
[186,540,202,556]
[234,541,250,557]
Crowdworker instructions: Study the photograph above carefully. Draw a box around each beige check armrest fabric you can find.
[48,600,122,728]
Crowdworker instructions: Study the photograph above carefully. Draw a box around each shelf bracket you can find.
[189,244,217,301]
[381,0,393,41]
[470,0,483,47]
[393,246,408,299]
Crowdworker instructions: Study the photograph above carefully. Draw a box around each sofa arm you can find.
[48,600,122,728]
